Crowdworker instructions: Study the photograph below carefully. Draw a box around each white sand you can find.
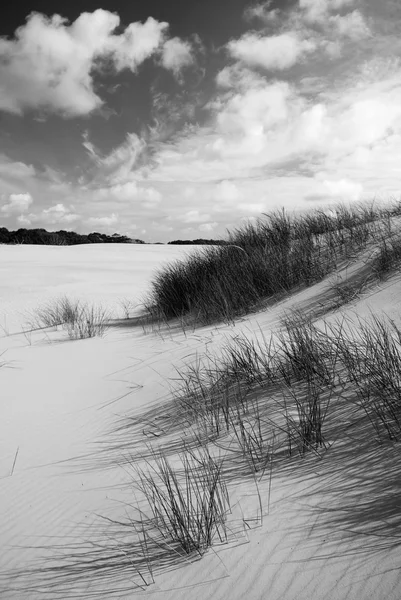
[1,243,401,599]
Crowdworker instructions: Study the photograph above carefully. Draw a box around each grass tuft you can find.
[135,447,230,555]
[28,296,110,340]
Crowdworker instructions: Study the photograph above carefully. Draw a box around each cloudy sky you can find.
[1,0,400,241]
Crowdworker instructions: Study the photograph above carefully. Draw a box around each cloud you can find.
[40,203,79,224]
[180,210,211,223]
[237,202,266,213]
[19,203,79,226]
[94,181,162,207]
[328,10,370,40]
[216,63,268,90]
[85,132,147,183]
[1,192,33,215]
[161,37,195,78]
[110,17,168,71]
[305,178,363,202]
[244,1,279,23]
[227,32,316,71]
[299,0,356,23]
[86,213,118,228]
[0,10,168,116]
[199,222,218,232]
[0,157,35,179]
[322,178,363,201]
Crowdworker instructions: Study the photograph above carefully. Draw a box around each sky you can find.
[1,0,401,241]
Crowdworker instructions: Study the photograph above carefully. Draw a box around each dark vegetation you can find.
[0,227,226,246]
[145,203,401,324]
[168,238,227,245]
[0,227,144,245]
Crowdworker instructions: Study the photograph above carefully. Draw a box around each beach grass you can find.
[144,202,401,325]
[27,296,110,340]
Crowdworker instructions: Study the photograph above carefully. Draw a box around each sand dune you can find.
[1,243,401,599]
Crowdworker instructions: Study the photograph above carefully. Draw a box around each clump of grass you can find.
[173,317,340,458]
[145,203,394,325]
[334,315,401,441]
[171,309,401,459]
[119,297,136,319]
[31,295,81,328]
[64,304,110,340]
[28,296,110,340]
[374,235,401,278]
[136,447,230,555]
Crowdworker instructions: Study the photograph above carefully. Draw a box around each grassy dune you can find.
[145,203,401,324]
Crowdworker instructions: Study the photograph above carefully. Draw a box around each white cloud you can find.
[216,64,266,90]
[299,0,355,23]
[180,210,211,223]
[161,37,195,78]
[323,178,363,201]
[238,202,266,213]
[87,133,147,183]
[0,157,35,179]
[0,10,168,116]
[95,181,162,206]
[227,32,316,71]
[40,203,79,224]
[16,214,32,226]
[212,180,241,212]
[328,10,370,40]
[1,192,33,215]
[110,17,168,71]
[199,222,218,232]
[87,213,118,228]
[244,1,279,23]
[151,222,173,232]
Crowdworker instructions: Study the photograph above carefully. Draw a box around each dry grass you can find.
[27,296,110,340]
[144,203,400,325]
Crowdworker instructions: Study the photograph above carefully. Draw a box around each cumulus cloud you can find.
[244,1,279,23]
[0,10,168,116]
[0,157,35,179]
[180,210,211,223]
[19,203,79,226]
[227,32,316,71]
[40,203,79,224]
[86,213,119,228]
[216,64,264,90]
[199,222,218,232]
[328,10,370,40]
[299,0,356,23]
[1,192,33,215]
[160,37,195,78]
[95,181,162,206]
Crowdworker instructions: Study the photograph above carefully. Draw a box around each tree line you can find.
[0,227,145,245]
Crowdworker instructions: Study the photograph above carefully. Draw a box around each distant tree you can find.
[168,238,227,245]
[0,226,144,245]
